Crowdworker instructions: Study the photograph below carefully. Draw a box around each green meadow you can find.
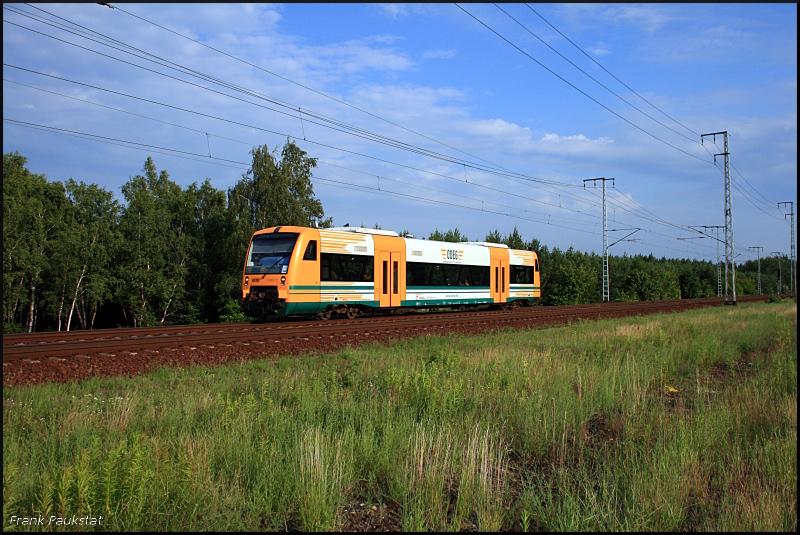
[3,301,796,531]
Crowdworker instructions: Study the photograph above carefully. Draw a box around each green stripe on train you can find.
[290,285,374,291]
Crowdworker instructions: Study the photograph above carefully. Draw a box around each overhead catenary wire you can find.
[4,6,580,191]
[4,114,720,259]
[494,3,700,146]
[3,78,612,226]
[5,77,604,227]
[524,3,700,139]
[2,64,598,217]
[3,62,625,223]
[102,1,773,260]
[4,6,727,243]
[454,3,713,165]
[3,65,725,258]
[4,6,768,262]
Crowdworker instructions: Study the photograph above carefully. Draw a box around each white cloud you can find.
[602,5,676,34]
[378,4,432,19]
[558,4,678,34]
[586,43,612,57]
[422,49,457,60]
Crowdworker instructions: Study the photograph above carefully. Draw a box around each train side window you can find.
[470,266,489,287]
[502,267,505,293]
[321,255,330,280]
[407,262,430,286]
[495,267,499,293]
[443,265,461,286]
[383,261,388,294]
[511,265,533,284]
[321,253,373,282]
[535,259,539,272]
[303,240,317,260]
[429,265,447,286]
[393,262,398,294]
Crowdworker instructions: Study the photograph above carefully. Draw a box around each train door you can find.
[500,259,509,303]
[490,255,509,303]
[491,258,501,303]
[378,252,391,308]
[377,249,405,308]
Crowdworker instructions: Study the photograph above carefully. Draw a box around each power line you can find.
[3,63,729,260]
[2,64,600,222]
[5,114,718,259]
[5,7,725,248]
[5,5,580,191]
[3,118,250,170]
[101,2,542,181]
[524,3,700,139]
[454,3,713,164]
[494,3,700,145]
[3,12,741,260]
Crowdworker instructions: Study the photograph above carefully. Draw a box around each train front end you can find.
[231,226,321,319]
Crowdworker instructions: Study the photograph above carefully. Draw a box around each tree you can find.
[61,180,120,330]
[118,158,197,327]
[228,140,328,233]
[3,152,67,332]
[502,227,527,250]
[429,228,468,242]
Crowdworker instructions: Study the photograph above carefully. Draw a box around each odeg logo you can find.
[446,250,460,260]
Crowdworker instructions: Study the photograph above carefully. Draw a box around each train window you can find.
[246,233,298,274]
[511,266,533,284]
[502,267,505,293]
[470,266,489,286]
[535,259,539,273]
[407,262,490,287]
[407,263,431,286]
[321,253,374,282]
[393,262,398,294]
[428,265,447,286]
[303,240,317,261]
[495,267,499,293]
[383,261,388,294]
[442,265,461,286]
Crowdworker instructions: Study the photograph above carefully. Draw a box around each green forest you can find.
[3,144,791,333]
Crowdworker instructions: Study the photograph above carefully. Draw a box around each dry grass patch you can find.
[616,321,662,338]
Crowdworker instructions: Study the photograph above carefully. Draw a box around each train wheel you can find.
[346,307,359,319]
[318,309,332,320]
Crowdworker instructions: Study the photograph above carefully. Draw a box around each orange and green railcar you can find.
[231,225,540,320]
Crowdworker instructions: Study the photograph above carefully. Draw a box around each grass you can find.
[3,301,796,531]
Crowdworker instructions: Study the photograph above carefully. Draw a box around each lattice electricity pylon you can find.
[772,252,783,294]
[702,132,735,304]
[749,246,763,295]
[584,178,613,301]
[778,202,795,294]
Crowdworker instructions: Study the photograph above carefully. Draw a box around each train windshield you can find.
[246,233,299,274]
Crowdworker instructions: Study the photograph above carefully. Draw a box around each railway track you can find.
[2,295,773,387]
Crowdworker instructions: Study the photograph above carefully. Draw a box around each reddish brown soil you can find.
[2,296,768,387]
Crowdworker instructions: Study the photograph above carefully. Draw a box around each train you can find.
[231,225,540,320]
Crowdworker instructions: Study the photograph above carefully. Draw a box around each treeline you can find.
[3,142,327,333]
[4,146,790,333]
[429,227,791,306]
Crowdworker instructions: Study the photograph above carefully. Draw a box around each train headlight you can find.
[280,276,286,286]
[244,276,249,287]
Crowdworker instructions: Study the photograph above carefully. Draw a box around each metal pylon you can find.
[779,202,795,294]
[702,131,735,304]
[749,246,763,295]
[584,177,613,302]
[716,227,722,296]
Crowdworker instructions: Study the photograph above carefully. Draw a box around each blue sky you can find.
[3,3,797,263]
